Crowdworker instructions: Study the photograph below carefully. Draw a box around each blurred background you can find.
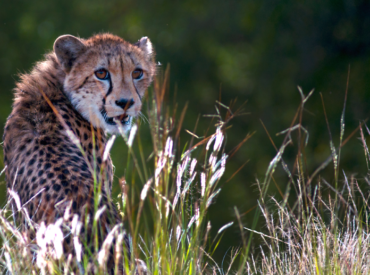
[1,0,370,264]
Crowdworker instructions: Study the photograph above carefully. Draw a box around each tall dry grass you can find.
[0,69,369,275]
[0,70,243,274]
[243,81,370,274]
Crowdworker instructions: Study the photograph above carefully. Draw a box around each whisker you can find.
[138,112,149,124]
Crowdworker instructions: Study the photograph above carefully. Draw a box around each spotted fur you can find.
[3,33,155,273]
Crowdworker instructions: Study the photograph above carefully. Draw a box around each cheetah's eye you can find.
[132,69,143,80]
[95,69,109,80]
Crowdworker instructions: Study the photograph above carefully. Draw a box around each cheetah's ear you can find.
[135,36,153,56]
[54,35,86,72]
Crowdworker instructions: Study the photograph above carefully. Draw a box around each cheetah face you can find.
[54,34,155,134]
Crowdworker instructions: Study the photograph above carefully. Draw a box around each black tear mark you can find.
[78,76,89,89]
[107,77,113,96]
[134,85,142,102]
[102,77,113,105]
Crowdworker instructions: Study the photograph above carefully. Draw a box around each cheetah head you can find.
[54,33,156,134]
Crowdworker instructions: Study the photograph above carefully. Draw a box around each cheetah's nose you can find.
[115,98,134,110]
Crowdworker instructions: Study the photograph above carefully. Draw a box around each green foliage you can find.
[1,0,370,266]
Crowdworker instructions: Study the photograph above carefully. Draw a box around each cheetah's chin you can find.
[106,114,130,126]
[113,114,131,125]
[100,108,131,126]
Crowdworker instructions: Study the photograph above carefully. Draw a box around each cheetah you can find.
[3,33,156,273]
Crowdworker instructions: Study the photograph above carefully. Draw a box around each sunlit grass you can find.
[243,78,370,274]
[0,69,239,274]
[0,68,369,275]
